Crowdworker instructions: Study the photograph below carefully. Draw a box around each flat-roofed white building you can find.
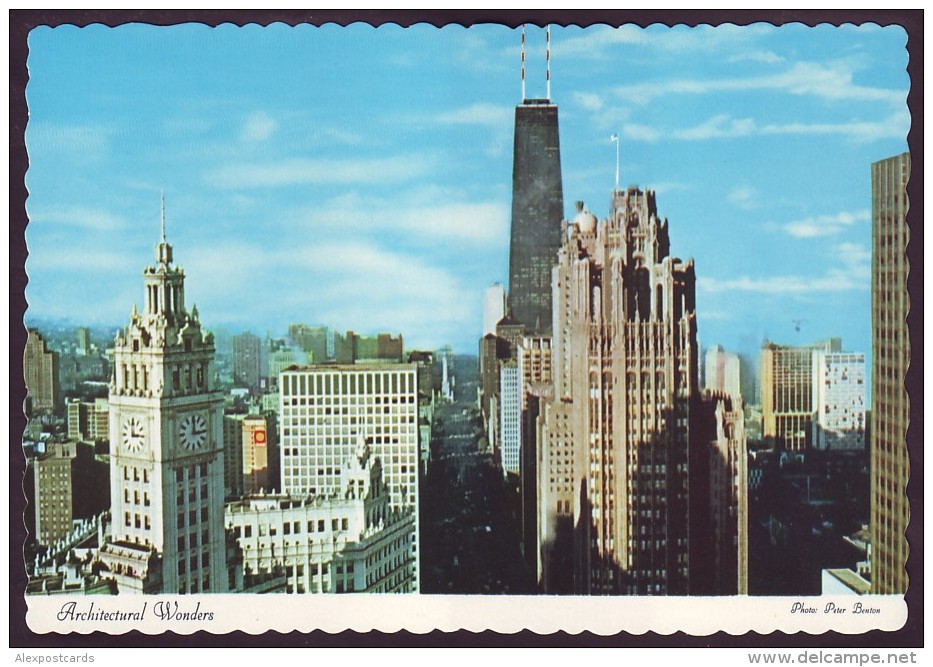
[279,363,420,589]
[227,442,414,594]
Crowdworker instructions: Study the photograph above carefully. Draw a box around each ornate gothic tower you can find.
[538,189,699,595]
[99,213,226,594]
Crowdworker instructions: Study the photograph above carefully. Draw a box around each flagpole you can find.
[610,133,620,190]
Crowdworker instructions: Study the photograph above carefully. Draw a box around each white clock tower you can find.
[99,206,227,594]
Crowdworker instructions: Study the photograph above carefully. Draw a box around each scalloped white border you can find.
[27,594,907,635]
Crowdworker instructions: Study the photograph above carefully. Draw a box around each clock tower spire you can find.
[99,200,227,594]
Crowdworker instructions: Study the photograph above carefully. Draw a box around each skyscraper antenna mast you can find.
[521,24,526,101]
[546,25,551,101]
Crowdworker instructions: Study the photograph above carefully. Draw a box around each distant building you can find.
[279,363,421,590]
[356,333,404,363]
[24,329,60,414]
[483,283,507,336]
[232,331,262,390]
[704,345,741,402]
[812,352,866,450]
[76,327,91,356]
[66,398,109,442]
[760,338,840,451]
[268,345,301,387]
[242,414,272,495]
[478,334,501,435]
[227,442,415,594]
[692,394,749,595]
[499,360,520,475]
[223,413,247,500]
[518,336,552,574]
[870,152,911,595]
[288,324,329,364]
[438,346,454,401]
[407,350,436,474]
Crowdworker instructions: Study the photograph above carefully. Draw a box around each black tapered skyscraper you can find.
[508,26,563,335]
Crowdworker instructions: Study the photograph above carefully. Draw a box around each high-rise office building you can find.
[760,338,841,451]
[499,360,521,475]
[66,398,110,442]
[518,335,552,574]
[508,84,563,335]
[288,324,329,364]
[97,226,227,594]
[76,327,91,356]
[704,345,742,402]
[483,283,507,336]
[870,152,910,594]
[223,413,247,500]
[232,331,262,390]
[691,394,748,595]
[33,441,77,546]
[24,329,60,414]
[536,191,745,595]
[812,351,866,450]
[278,363,420,590]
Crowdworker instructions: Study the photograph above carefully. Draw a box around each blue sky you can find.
[24,22,909,370]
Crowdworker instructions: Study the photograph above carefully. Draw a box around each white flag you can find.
[610,133,619,142]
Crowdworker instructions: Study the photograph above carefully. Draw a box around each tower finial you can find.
[521,24,526,102]
[546,25,551,101]
[161,191,166,243]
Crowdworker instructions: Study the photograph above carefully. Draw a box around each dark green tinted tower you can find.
[508,99,563,335]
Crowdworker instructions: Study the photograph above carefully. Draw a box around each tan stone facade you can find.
[870,152,910,595]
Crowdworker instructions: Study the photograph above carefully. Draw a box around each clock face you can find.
[179,414,208,451]
[122,416,146,453]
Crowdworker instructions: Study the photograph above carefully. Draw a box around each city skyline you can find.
[25,23,907,369]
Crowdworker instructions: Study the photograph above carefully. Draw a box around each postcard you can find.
[10,10,921,645]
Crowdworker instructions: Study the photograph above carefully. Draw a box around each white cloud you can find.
[205,155,435,188]
[621,122,660,142]
[676,114,756,140]
[697,272,865,296]
[623,111,909,144]
[436,103,512,127]
[26,123,110,154]
[613,60,905,106]
[557,24,773,59]
[727,50,785,64]
[25,247,135,273]
[835,242,871,279]
[572,91,604,112]
[698,240,871,296]
[240,112,277,142]
[302,189,508,246]
[187,240,475,347]
[728,186,759,210]
[26,205,126,232]
[783,210,870,238]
